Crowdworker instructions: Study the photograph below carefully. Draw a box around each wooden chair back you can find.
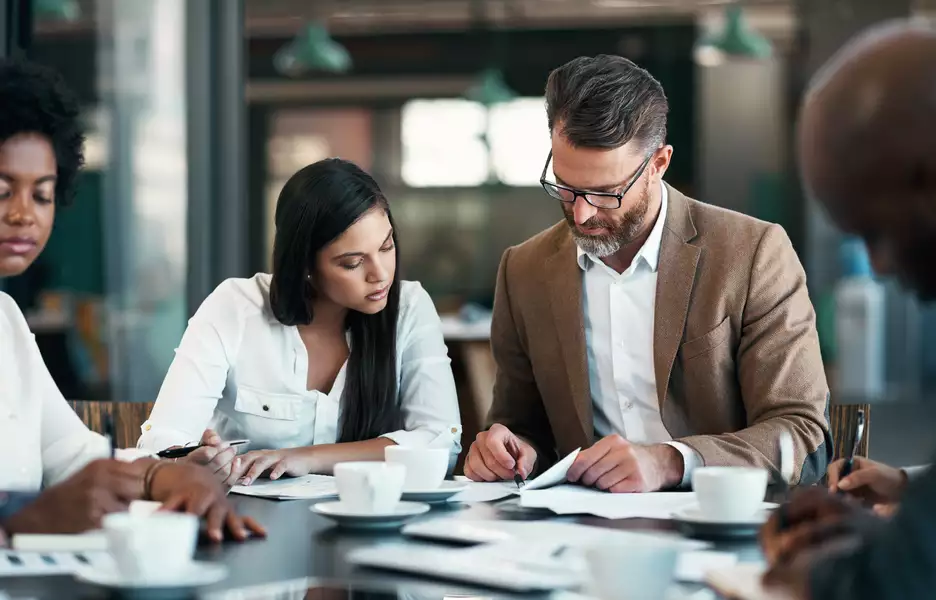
[829,403,870,462]
[67,400,155,450]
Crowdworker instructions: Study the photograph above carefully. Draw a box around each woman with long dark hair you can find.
[138,158,461,483]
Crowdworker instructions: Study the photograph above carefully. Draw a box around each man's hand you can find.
[566,436,683,493]
[759,487,878,566]
[464,424,537,482]
[182,429,242,487]
[828,457,908,510]
[236,448,316,486]
[3,460,142,534]
[149,462,266,543]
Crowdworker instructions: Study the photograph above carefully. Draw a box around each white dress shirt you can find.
[0,293,114,491]
[138,275,462,458]
[580,183,699,486]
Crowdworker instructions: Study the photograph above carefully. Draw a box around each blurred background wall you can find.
[3,0,936,465]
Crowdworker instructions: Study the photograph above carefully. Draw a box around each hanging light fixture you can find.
[694,3,772,67]
[274,23,352,76]
[33,0,80,21]
[464,68,518,106]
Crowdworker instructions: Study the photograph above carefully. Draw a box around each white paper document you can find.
[705,563,796,600]
[519,486,700,519]
[450,448,581,503]
[351,531,710,593]
[675,551,739,583]
[0,550,114,577]
[403,519,709,551]
[230,474,338,500]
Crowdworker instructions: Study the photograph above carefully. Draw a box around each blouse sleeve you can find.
[380,283,462,457]
[137,280,243,451]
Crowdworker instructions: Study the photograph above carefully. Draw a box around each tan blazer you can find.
[488,183,831,485]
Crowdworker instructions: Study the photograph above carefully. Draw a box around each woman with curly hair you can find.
[0,59,264,541]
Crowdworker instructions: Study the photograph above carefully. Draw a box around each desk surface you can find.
[0,495,763,599]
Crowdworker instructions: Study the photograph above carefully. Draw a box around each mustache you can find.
[562,207,614,233]
[579,217,613,230]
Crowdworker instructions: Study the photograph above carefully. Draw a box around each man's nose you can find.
[572,197,598,226]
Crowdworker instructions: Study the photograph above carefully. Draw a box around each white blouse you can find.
[137,275,462,457]
[0,292,110,491]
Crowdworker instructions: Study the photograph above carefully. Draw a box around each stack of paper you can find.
[230,474,338,500]
[519,486,700,519]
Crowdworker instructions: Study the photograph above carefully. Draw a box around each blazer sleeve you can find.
[676,224,832,484]
[809,462,936,599]
[486,247,558,472]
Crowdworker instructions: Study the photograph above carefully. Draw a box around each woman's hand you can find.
[181,429,242,487]
[237,448,316,486]
[149,462,266,542]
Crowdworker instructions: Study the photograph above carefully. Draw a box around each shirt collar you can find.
[576,181,668,273]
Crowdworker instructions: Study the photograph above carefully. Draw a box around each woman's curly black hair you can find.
[0,59,85,205]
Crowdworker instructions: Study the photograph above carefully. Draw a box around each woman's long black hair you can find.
[269,158,403,443]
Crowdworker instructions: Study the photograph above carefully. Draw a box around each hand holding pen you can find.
[165,429,249,488]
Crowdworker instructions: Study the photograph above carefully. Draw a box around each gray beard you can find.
[572,233,622,258]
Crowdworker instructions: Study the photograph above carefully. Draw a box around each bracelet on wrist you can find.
[143,461,172,500]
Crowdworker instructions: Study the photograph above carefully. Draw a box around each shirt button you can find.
[262,405,270,412]
[623,401,634,411]
[144,424,152,431]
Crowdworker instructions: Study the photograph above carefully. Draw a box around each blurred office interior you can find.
[2,0,935,466]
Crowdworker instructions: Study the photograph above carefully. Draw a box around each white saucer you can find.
[674,507,770,526]
[401,480,468,504]
[311,501,431,530]
[671,507,770,541]
[74,560,228,590]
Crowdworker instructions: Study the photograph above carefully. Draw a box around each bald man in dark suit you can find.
[759,19,936,600]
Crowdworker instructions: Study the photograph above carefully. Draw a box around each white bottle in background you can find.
[834,238,886,401]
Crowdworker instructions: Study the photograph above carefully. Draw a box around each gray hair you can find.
[545,54,668,151]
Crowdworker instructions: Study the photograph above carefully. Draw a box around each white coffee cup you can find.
[692,466,768,521]
[102,512,198,582]
[384,446,449,490]
[334,461,406,514]
[584,539,680,600]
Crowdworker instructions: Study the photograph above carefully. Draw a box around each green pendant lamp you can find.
[465,68,517,107]
[695,3,772,66]
[274,23,352,76]
[34,0,81,21]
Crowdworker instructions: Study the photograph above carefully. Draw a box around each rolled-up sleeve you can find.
[137,281,242,451]
[380,283,462,456]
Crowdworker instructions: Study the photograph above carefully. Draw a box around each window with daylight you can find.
[401,97,550,187]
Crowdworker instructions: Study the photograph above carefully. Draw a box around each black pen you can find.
[506,438,525,489]
[103,413,116,459]
[836,409,865,495]
[156,439,250,459]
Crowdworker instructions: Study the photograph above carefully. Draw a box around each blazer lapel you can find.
[545,233,594,449]
[654,185,701,410]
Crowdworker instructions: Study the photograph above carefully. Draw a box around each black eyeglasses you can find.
[539,150,654,210]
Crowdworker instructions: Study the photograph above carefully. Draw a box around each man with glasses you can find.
[464,54,831,492]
